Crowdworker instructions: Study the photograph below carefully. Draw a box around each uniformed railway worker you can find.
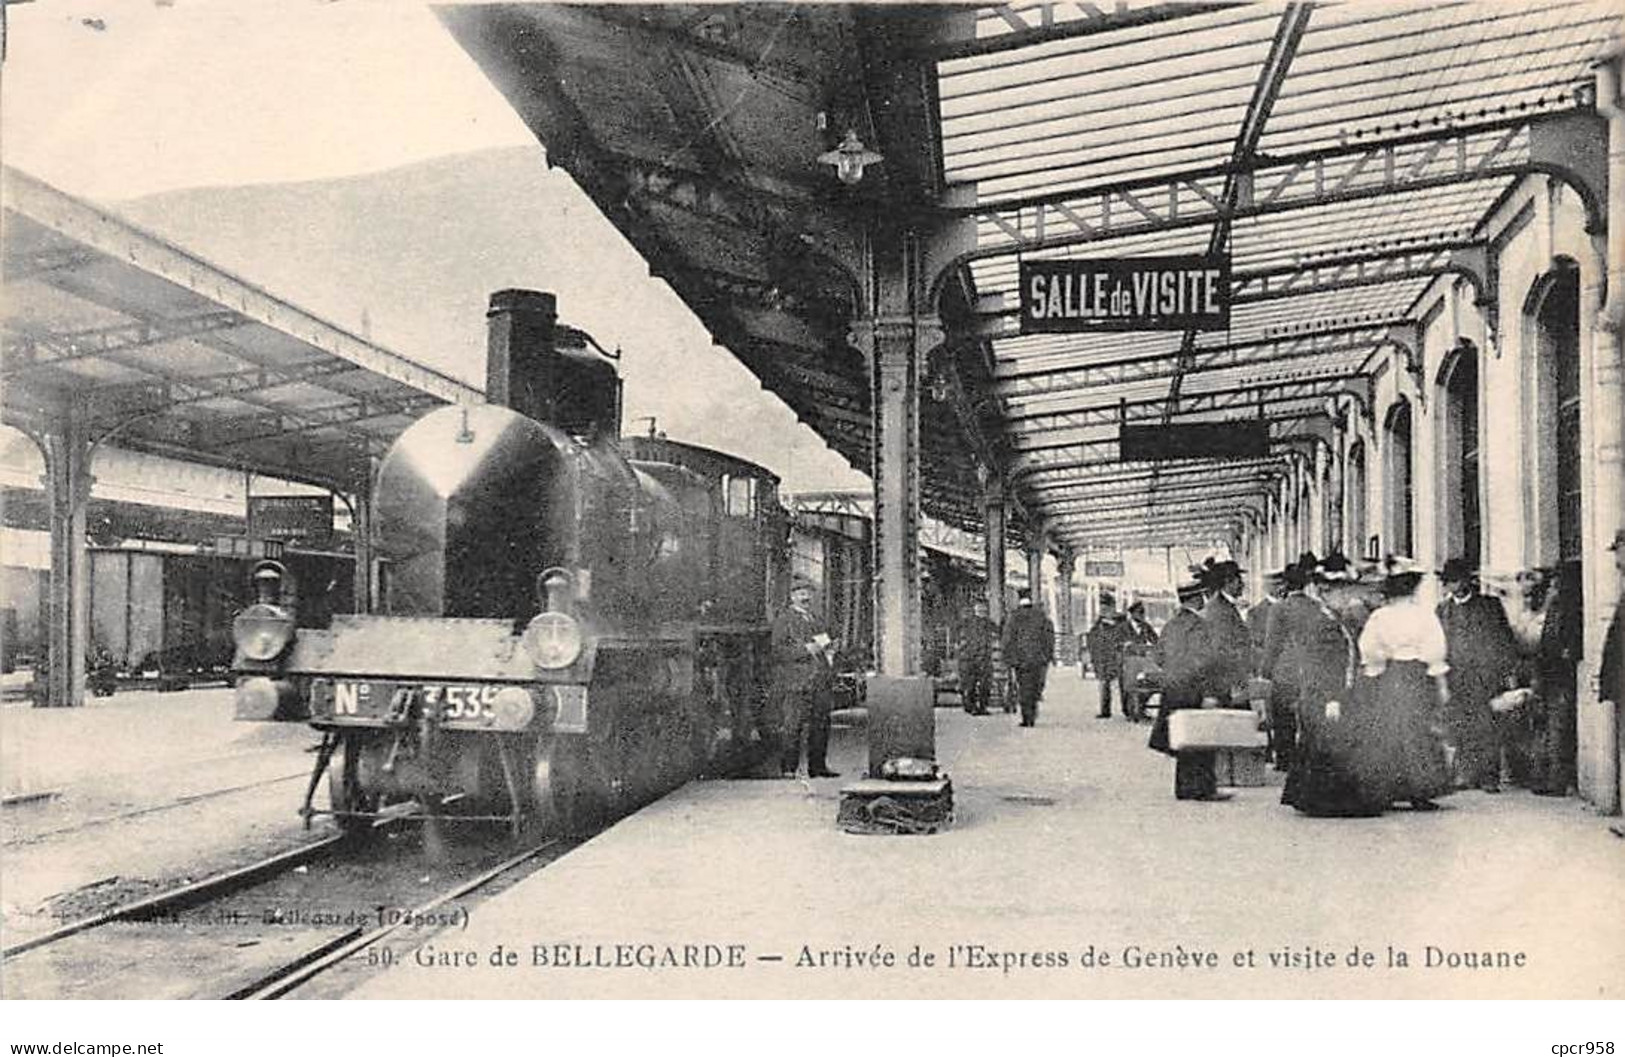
[1001,589,1055,727]
[770,576,840,779]
[1084,595,1126,719]
[1148,578,1222,800]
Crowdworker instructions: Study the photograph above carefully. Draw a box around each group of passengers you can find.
[1081,596,1159,722]
[1145,542,1613,815]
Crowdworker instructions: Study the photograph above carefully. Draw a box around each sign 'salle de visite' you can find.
[1020,257,1231,333]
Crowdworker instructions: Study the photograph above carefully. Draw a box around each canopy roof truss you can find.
[442,1,1621,548]
[2,167,480,491]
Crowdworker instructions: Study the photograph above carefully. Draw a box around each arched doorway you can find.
[1525,262,1583,797]
[1384,398,1415,558]
[1440,345,1481,565]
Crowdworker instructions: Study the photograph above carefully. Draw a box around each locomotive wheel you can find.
[327,733,380,840]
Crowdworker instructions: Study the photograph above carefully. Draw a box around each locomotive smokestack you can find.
[485,289,620,439]
[486,288,558,424]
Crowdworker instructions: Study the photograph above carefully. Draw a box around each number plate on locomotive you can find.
[310,679,585,733]
[313,680,505,727]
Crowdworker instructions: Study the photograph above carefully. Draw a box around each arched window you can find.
[1347,439,1367,556]
[1440,346,1481,565]
[1384,398,1414,557]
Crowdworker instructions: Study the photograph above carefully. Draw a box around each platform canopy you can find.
[440,1,1620,549]
[1,167,480,491]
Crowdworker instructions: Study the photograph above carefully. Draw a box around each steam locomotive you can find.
[233,291,789,835]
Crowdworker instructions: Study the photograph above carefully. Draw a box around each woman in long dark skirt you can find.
[1529,562,1581,796]
[1285,557,1386,817]
[1352,562,1455,810]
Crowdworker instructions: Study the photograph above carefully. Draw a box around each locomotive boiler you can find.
[233,290,788,835]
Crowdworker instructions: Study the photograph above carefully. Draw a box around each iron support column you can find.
[42,409,91,708]
[853,224,948,678]
[984,482,1008,709]
[851,313,935,676]
[1054,552,1076,665]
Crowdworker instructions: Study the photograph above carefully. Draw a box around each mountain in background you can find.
[115,147,867,493]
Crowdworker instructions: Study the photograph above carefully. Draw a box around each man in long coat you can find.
[1436,557,1519,792]
[1001,589,1054,727]
[1260,555,1320,772]
[1149,579,1220,799]
[1084,596,1127,718]
[1201,559,1254,704]
[770,576,839,778]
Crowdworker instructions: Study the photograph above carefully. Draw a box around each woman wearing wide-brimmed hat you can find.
[1282,553,1385,817]
[1351,557,1456,810]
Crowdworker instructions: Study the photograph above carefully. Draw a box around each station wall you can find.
[1294,172,1621,812]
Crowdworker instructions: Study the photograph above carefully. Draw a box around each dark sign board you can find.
[248,494,333,546]
[1019,256,1230,333]
[1120,421,1270,461]
[1083,560,1124,578]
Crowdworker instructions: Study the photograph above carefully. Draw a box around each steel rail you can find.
[238,838,567,1000]
[0,834,348,960]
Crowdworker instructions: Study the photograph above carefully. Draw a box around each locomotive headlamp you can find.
[522,611,583,670]
[233,603,296,662]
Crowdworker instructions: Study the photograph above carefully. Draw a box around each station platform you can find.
[356,667,1625,1000]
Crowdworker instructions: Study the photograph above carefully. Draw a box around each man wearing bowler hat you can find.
[1200,558,1253,706]
[1436,556,1519,792]
[770,575,840,778]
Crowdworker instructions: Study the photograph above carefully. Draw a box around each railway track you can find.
[1,817,575,999]
[2,771,307,847]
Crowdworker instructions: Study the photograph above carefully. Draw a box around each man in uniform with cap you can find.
[1149,577,1222,799]
[770,575,840,778]
[1437,556,1519,792]
[1001,588,1055,727]
[1084,594,1127,719]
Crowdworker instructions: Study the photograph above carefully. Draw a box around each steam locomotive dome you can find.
[376,402,569,619]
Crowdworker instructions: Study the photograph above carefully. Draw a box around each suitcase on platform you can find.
[1167,708,1267,752]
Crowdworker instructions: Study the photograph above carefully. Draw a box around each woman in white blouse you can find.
[1354,560,1456,811]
